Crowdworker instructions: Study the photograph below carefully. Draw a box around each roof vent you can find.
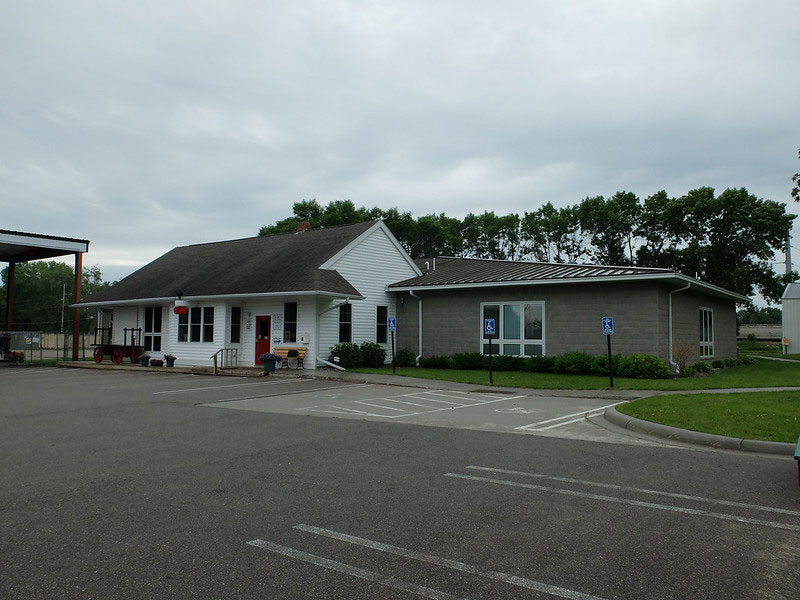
[296,221,311,232]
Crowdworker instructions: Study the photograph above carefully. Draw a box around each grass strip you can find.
[352,359,800,390]
[616,391,800,443]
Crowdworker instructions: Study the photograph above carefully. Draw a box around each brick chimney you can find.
[296,221,311,232]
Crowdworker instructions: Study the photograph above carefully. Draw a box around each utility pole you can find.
[787,234,793,276]
[60,283,66,333]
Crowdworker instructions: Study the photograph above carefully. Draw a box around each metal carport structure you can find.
[1,230,90,360]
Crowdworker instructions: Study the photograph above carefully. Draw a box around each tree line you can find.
[259,187,796,303]
[0,262,112,332]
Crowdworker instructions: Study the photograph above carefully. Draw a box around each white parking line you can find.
[294,524,609,600]
[515,401,628,431]
[465,466,800,517]
[445,473,800,532]
[155,379,307,394]
[354,400,409,412]
[248,539,464,600]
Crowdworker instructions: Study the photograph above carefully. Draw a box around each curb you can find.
[603,406,795,455]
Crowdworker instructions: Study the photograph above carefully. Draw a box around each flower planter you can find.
[165,357,176,368]
[149,359,164,367]
[263,359,277,375]
[139,356,150,367]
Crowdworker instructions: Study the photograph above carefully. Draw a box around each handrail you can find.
[210,347,239,375]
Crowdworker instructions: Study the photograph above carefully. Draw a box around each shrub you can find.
[590,353,622,376]
[328,342,362,369]
[553,351,595,375]
[711,359,725,369]
[489,354,525,371]
[419,355,453,369]
[451,352,487,370]
[617,354,670,379]
[691,360,712,374]
[525,355,555,373]
[360,341,387,367]
[394,347,417,367]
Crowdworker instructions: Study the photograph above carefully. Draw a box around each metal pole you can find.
[391,330,396,375]
[488,333,494,384]
[607,335,614,388]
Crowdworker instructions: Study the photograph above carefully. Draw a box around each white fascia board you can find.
[318,220,423,276]
[0,232,89,253]
[72,290,365,308]
[388,273,750,303]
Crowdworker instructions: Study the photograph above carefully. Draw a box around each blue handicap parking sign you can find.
[484,318,496,336]
[602,316,614,335]
[388,317,396,331]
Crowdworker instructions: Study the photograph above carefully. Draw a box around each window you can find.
[376,306,388,343]
[339,303,352,343]
[144,306,162,352]
[230,306,241,344]
[284,302,297,343]
[700,307,714,357]
[203,307,214,343]
[187,306,214,343]
[481,302,544,356]
[178,312,188,342]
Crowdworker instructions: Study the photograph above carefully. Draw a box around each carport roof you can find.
[0,229,89,262]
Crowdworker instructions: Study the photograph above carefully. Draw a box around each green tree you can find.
[461,211,521,259]
[737,306,782,324]
[792,149,799,202]
[577,191,641,265]
[0,261,112,332]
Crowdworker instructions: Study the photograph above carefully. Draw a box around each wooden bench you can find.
[795,435,800,487]
[274,346,307,370]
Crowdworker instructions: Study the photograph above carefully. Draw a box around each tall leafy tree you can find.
[0,261,112,332]
[461,212,522,259]
[577,192,641,265]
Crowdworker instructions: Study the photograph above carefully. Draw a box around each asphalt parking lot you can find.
[2,367,799,599]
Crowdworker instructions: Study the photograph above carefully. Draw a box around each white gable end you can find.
[318,222,419,354]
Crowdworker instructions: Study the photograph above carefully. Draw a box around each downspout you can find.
[409,290,422,365]
[668,282,692,371]
[316,299,350,370]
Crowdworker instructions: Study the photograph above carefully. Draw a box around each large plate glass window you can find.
[284,302,297,343]
[481,302,544,356]
[144,306,162,352]
[699,307,714,357]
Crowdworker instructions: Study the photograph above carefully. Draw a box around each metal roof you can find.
[0,229,90,262]
[391,256,673,288]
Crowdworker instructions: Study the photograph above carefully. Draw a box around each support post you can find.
[391,330,396,375]
[607,334,614,388]
[71,252,82,361]
[5,261,15,330]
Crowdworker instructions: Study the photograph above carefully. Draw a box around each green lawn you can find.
[352,358,800,390]
[617,391,800,443]
[737,340,800,360]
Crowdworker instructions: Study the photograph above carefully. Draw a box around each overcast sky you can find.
[2,1,798,284]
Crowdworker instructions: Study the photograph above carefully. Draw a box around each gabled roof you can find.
[389,256,749,302]
[78,221,378,305]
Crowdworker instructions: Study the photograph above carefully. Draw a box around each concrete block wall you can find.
[393,281,738,363]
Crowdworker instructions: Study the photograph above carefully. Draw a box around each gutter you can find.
[72,290,365,309]
[668,282,692,371]
[409,290,422,365]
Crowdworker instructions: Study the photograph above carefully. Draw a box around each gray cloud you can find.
[1,1,798,283]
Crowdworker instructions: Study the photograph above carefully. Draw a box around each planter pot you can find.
[165,358,175,368]
[140,356,150,367]
[150,359,164,367]
[263,359,277,375]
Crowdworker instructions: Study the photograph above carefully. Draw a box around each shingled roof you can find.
[78,221,377,305]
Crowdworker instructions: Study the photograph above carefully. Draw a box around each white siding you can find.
[783,297,800,353]
[111,307,140,345]
[166,300,227,366]
[237,297,318,367]
[322,225,419,360]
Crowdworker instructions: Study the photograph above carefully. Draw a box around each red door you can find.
[255,316,271,365]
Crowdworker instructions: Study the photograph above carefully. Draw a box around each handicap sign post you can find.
[602,316,614,388]
[484,318,496,384]
[388,318,397,374]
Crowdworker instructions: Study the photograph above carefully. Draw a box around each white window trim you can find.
[478,301,546,356]
[699,306,714,358]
